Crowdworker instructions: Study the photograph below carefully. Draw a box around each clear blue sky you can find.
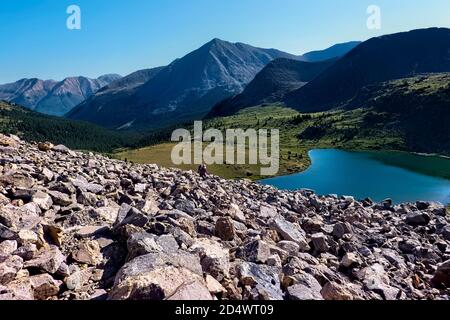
[1,0,449,83]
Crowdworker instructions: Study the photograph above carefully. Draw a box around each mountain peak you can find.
[68,39,300,129]
[202,38,231,50]
[208,37,227,44]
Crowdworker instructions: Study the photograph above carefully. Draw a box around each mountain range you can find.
[1,38,360,130]
[0,74,121,116]
[67,39,300,129]
[5,29,449,133]
[208,58,337,118]
[285,28,450,112]
[66,39,359,130]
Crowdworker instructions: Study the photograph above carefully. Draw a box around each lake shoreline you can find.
[261,148,450,205]
[261,146,450,181]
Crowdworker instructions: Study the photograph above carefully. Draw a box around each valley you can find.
[116,71,450,183]
[115,105,404,180]
[2,28,450,197]
[2,6,450,303]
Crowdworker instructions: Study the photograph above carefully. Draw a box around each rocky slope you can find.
[0,134,449,300]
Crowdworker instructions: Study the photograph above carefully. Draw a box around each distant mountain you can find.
[67,38,300,130]
[0,79,58,109]
[0,74,121,116]
[208,58,336,118]
[66,67,164,128]
[300,41,361,62]
[285,28,450,112]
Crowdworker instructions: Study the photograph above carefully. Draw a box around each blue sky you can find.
[1,0,449,83]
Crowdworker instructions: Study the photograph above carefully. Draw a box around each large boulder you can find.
[190,238,230,281]
[285,272,323,300]
[0,255,23,285]
[432,260,450,288]
[237,262,283,300]
[32,191,53,211]
[109,251,206,300]
[357,264,400,300]
[215,217,236,241]
[405,212,431,226]
[126,233,179,261]
[0,203,41,231]
[24,245,65,274]
[269,215,308,249]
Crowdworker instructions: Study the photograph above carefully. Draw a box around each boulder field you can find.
[0,134,449,300]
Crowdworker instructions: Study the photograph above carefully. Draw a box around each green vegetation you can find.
[0,101,176,154]
[0,101,131,153]
[345,73,450,156]
[3,73,450,182]
[118,72,450,180]
[117,105,404,180]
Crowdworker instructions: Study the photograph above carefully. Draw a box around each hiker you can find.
[198,164,208,178]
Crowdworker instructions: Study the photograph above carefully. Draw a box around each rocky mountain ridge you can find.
[285,28,450,112]
[0,134,449,300]
[67,39,300,129]
[0,75,121,116]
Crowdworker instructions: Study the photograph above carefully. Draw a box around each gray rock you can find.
[48,190,72,206]
[287,283,323,300]
[269,215,308,248]
[332,222,353,239]
[0,240,17,256]
[357,264,400,300]
[399,239,421,254]
[215,217,236,241]
[115,208,149,229]
[110,265,207,300]
[441,225,450,241]
[190,238,230,280]
[241,240,271,263]
[405,212,431,226]
[32,191,53,211]
[0,203,41,231]
[0,255,23,285]
[432,260,450,288]
[110,250,204,300]
[24,246,65,274]
[70,177,104,194]
[237,262,283,300]
[276,241,300,255]
[127,232,179,261]
[311,233,330,253]
[174,199,196,215]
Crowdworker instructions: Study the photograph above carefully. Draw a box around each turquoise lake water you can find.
[262,149,450,204]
